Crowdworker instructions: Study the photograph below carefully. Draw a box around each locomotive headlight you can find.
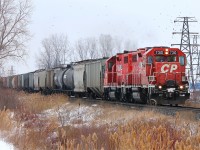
[158,85,162,89]
[185,84,189,89]
[179,85,184,90]
[165,49,169,55]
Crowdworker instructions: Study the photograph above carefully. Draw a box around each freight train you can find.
[0,46,190,106]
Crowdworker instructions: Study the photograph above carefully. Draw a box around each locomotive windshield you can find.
[156,56,176,62]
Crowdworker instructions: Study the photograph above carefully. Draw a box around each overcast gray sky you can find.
[10,0,200,74]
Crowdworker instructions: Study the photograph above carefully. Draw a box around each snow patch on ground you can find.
[41,102,104,127]
[0,139,14,150]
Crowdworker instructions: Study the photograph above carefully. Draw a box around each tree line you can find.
[0,0,138,71]
[36,34,138,69]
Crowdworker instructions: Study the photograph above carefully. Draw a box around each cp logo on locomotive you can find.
[161,64,178,73]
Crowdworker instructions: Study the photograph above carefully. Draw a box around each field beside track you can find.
[0,89,200,150]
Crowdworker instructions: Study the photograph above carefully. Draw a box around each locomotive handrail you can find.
[105,71,187,87]
[105,72,143,87]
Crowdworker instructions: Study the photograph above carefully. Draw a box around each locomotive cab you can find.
[145,47,190,105]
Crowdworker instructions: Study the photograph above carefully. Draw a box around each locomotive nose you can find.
[166,80,176,87]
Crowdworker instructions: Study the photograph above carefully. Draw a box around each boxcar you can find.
[54,67,65,90]
[34,69,44,92]
[46,69,55,91]
[22,73,29,91]
[29,72,34,92]
[73,63,86,94]
[2,77,7,88]
[11,75,18,89]
[63,66,74,91]
[0,77,2,88]
[17,74,22,90]
[38,70,47,91]
[7,76,13,88]
[85,58,107,98]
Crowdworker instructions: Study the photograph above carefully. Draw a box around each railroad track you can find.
[69,97,200,120]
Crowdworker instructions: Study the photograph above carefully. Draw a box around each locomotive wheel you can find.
[150,99,157,106]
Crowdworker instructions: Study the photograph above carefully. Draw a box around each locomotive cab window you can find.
[156,56,176,62]
[108,62,113,71]
[132,55,137,62]
[124,56,128,64]
[179,56,185,66]
[147,56,153,64]
[156,56,165,62]
[167,56,176,62]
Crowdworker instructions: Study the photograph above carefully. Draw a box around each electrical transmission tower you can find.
[192,35,200,85]
[172,17,200,91]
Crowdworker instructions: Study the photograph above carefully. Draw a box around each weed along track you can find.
[0,89,200,149]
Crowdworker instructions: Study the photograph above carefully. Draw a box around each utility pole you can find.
[171,17,200,91]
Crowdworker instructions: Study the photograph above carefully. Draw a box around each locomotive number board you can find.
[154,51,164,55]
[170,51,177,55]
[154,50,177,55]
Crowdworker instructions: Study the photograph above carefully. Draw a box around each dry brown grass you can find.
[1,89,200,150]
[184,91,200,108]
[185,100,200,108]
[0,109,13,132]
[57,118,200,150]
[9,118,59,150]
[0,89,19,110]
[17,92,68,113]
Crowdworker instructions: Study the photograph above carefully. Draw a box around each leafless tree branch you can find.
[0,0,32,64]
[37,34,70,69]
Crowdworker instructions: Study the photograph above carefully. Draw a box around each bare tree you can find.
[113,36,123,53]
[37,39,54,69]
[37,34,70,69]
[124,39,137,51]
[99,34,114,57]
[75,38,88,61]
[0,0,32,62]
[86,37,98,59]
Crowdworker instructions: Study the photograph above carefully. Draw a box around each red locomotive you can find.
[104,46,190,105]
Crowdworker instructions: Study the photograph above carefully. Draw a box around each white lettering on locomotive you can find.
[161,64,178,73]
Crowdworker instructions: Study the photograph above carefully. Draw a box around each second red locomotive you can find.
[104,46,190,105]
